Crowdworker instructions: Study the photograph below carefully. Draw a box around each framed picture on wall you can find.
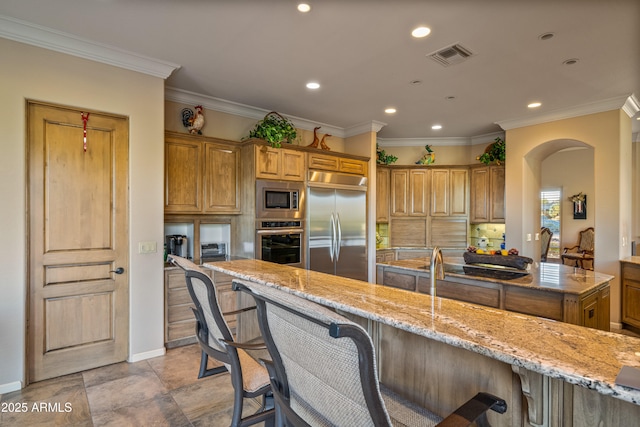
[572,194,587,220]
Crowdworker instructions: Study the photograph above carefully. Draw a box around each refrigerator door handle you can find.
[335,212,342,261]
[329,213,335,261]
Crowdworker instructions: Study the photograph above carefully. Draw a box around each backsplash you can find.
[376,223,389,248]
[468,223,506,248]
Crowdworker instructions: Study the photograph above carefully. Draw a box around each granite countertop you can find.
[203,259,640,405]
[621,256,640,265]
[379,257,614,296]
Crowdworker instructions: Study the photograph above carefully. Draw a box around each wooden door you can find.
[27,102,129,383]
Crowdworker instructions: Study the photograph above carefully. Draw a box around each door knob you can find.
[110,267,125,275]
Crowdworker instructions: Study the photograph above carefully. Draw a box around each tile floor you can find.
[2,329,639,426]
[0,345,264,426]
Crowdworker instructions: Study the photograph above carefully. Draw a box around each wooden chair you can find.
[233,279,508,427]
[561,227,595,269]
[168,255,275,427]
[540,227,553,262]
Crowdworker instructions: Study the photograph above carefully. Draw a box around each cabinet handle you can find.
[110,267,125,275]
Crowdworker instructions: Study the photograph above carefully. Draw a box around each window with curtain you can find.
[541,189,561,259]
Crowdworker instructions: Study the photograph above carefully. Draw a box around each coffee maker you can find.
[165,235,189,258]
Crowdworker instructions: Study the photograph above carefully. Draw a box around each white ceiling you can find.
[1,0,639,142]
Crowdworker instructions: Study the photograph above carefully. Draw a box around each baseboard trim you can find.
[610,322,623,331]
[0,381,23,394]
[128,347,166,363]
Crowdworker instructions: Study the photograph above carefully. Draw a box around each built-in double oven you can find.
[255,180,305,268]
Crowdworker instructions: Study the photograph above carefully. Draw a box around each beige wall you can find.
[505,109,633,325]
[0,38,166,391]
[165,100,347,152]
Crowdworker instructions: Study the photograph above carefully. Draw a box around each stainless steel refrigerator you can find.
[307,171,367,281]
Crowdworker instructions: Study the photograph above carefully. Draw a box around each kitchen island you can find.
[378,258,613,331]
[203,259,640,426]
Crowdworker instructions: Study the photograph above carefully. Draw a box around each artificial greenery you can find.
[246,111,297,148]
[477,137,506,165]
[376,144,398,165]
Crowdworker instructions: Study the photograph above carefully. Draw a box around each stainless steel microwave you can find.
[256,180,305,219]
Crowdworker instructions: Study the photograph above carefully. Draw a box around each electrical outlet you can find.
[535,233,540,241]
[139,241,157,254]
[526,234,532,242]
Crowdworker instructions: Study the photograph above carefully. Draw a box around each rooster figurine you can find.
[181,105,205,135]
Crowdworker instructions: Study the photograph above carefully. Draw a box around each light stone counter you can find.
[381,257,614,295]
[622,256,640,266]
[203,259,640,407]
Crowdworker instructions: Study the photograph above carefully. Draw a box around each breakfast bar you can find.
[204,259,640,427]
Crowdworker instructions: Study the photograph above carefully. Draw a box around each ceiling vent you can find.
[428,43,474,67]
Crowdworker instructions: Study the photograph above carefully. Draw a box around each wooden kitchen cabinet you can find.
[622,259,640,331]
[165,132,241,214]
[308,152,367,176]
[430,168,468,217]
[164,268,196,348]
[255,145,305,181]
[391,169,428,216]
[165,137,202,213]
[164,267,238,348]
[470,165,505,223]
[376,167,390,222]
[203,142,241,213]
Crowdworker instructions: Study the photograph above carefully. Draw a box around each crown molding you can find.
[377,137,470,147]
[496,94,637,130]
[0,15,180,79]
[344,121,387,138]
[622,94,640,118]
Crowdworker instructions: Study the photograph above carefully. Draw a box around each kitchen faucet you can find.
[430,246,444,297]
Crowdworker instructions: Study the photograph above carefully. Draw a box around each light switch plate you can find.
[139,241,157,254]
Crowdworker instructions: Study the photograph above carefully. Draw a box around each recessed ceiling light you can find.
[411,26,431,38]
[431,124,442,130]
[538,32,555,41]
[528,102,542,108]
[563,58,579,66]
[385,108,397,114]
[297,3,311,12]
[306,82,320,89]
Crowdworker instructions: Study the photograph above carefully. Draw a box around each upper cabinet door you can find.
[390,169,409,216]
[470,167,490,223]
[376,167,390,222]
[409,169,428,216]
[430,169,449,216]
[489,166,505,222]
[203,142,241,213]
[449,169,469,217]
[256,145,306,181]
[165,138,202,213]
[430,168,468,217]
